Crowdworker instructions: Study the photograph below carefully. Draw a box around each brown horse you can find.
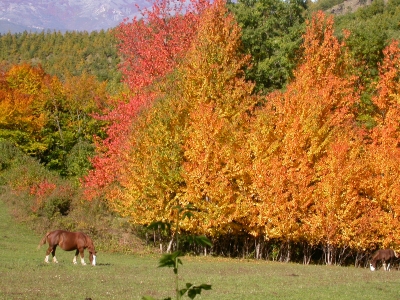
[370,249,399,271]
[38,230,97,266]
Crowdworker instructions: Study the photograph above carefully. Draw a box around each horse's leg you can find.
[52,246,58,263]
[45,245,56,263]
[44,246,52,263]
[79,249,86,265]
[387,257,394,271]
[73,249,79,264]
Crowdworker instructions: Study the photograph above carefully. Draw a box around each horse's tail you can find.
[37,232,50,250]
[390,249,398,258]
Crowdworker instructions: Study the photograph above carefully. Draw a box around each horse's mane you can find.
[371,250,380,261]
[83,233,96,252]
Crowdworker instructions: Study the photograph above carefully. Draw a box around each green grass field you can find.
[1,200,400,300]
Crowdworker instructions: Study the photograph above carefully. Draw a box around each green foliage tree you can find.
[41,72,111,175]
[334,0,400,127]
[228,0,307,94]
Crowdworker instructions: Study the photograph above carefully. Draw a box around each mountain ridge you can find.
[326,0,375,15]
[0,0,147,34]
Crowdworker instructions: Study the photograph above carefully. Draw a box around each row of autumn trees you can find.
[82,0,400,265]
[1,0,400,264]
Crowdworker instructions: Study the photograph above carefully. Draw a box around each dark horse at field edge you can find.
[38,230,97,266]
[370,249,399,271]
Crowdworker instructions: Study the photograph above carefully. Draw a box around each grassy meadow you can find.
[1,199,400,300]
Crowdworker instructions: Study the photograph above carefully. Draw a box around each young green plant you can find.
[143,204,212,300]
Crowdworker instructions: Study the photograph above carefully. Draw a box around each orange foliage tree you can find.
[249,11,362,263]
[0,64,52,155]
[309,133,376,264]
[366,40,400,250]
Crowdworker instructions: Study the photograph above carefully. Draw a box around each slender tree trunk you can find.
[158,228,163,254]
[303,242,313,265]
[337,245,350,266]
[255,237,261,260]
[354,251,367,268]
[324,244,336,265]
[166,233,175,253]
[280,241,291,262]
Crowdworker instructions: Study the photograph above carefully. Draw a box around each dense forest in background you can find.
[1,0,400,265]
[0,29,121,87]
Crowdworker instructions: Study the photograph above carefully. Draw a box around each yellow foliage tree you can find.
[111,91,188,227]
[179,0,257,236]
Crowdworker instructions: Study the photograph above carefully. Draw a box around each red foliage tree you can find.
[116,0,209,93]
[84,0,209,199]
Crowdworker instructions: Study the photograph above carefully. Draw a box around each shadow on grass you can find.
[96,263,112,266]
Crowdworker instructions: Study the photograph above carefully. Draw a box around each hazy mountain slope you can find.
[0,0,147,34]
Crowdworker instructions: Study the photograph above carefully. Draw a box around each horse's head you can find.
[85,235,97,266]
[89,250,97,266]
[369,263,376,271]
[394,250,400,258]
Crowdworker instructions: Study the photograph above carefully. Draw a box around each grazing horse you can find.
[38,230,97,266]
[370,249,399,271]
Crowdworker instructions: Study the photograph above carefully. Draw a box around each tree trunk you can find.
[255,237,262,260]
[166,232,175,253]
[324,244,336,265]
[302,242,313,265]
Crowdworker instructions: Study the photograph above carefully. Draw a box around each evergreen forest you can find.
[1,0,400,266]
